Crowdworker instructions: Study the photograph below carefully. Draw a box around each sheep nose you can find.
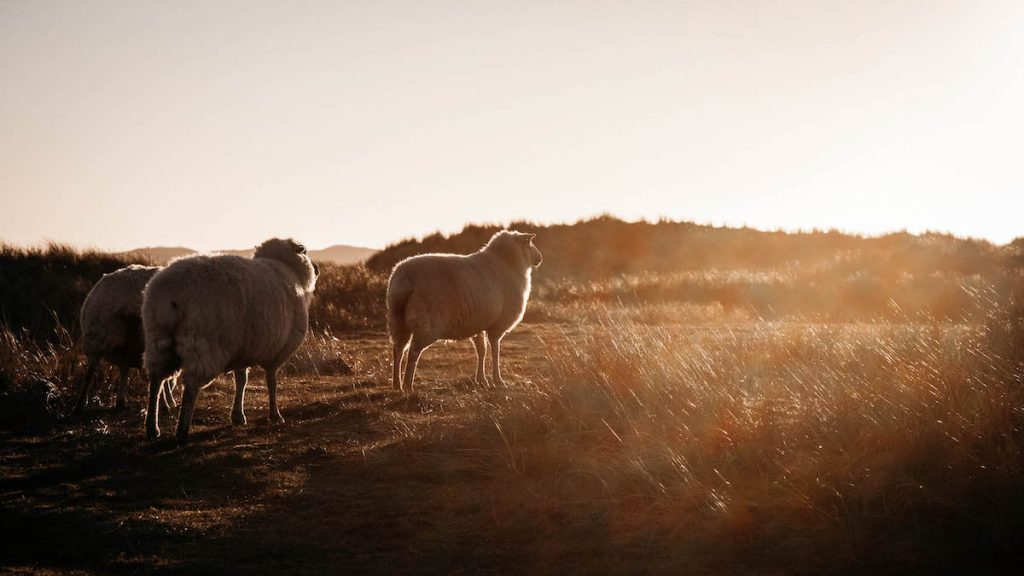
[313,261,321,276]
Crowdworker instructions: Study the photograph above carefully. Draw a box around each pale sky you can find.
[1,0,1022,251]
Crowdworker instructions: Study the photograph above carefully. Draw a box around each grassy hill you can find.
[0,244,146,342]
[4,218,1021,344]
[369,216,1020,322]
[368,216,1011,277]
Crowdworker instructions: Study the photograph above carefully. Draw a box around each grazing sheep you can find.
[73,265,176,414]
[142,238,319,443]
[388,230,542,391]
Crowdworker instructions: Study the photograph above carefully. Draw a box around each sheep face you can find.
[253,237,319,291]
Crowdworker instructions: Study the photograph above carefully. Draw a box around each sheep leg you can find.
[391,332,411,391]
[231,368,249,426]
[403,338,427,392]
[471,332,489,386]
[266,368,285,424]
[175,374,207,445]
[145,372,165,440]
[114,366,130,411]
[488,333,506,387]
[391,343,404,391]
[73,355,101,415]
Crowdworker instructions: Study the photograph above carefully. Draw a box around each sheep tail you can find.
[386,274,412,338]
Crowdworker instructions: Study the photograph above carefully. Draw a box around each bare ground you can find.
[0,325,603,575]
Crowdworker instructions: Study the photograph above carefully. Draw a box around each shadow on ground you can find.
[0,330,570,574]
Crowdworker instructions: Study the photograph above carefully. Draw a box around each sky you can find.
[1,0,1022,251]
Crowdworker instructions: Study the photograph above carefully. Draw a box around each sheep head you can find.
[485,230,543,271]
[254,237,319,291]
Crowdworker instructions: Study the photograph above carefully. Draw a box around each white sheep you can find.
[142,238,319,443]
[73,265,176,414]
[387,230,542,391]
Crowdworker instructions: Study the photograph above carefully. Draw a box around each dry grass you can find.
[2,230,1023,573]
[0,243,147,342]
[307,263,389,332]
[434,315,1024,573]
[2,305,1021,574]
[0,323,84,430]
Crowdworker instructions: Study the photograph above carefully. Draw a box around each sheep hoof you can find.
[146,427,160,440]
[270,412,285,425]
[232,413,247,426]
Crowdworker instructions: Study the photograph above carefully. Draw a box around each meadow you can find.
[2,218,1023,574]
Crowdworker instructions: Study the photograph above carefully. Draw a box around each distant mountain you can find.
[309,244,378,265]
[118,244,377,266]
[117,246,194,264]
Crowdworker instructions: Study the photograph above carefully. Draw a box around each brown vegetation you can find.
[2,219,1023,574]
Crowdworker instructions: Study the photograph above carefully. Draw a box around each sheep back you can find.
[80,265,160,367]
[389,251,530,342]
[143,254,311,378]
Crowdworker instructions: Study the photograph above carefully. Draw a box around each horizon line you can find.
[2,212,1019,254]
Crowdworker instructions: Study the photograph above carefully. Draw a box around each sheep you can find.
[387,230,543,391]
[73,265,176,415]
[142,238,319,443]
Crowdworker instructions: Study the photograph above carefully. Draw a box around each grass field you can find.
[2,310,1022,574]
[2,224,1023,574]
